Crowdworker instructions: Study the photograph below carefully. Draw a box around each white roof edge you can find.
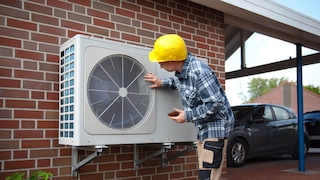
[223,0,320,36]
[189,0,320,50]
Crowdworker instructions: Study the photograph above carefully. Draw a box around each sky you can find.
[225,0,320,105]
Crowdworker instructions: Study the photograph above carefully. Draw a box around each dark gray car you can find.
[304,110,320,148]
[227,103,309,167]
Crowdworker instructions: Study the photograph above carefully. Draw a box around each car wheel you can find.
[227,138,248,167]
[292,138,308,160]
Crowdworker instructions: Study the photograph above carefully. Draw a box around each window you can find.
[273,106,290,120]
[252,106,273,121]
[263,106,273,121]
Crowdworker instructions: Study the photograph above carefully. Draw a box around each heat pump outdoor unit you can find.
[59,35,197,146]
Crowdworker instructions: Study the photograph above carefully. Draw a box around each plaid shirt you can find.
[162,54,234,141]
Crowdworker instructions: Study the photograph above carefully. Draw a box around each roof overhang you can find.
[190,0,320,52]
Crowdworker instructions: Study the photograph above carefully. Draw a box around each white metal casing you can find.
[59,35,197,146]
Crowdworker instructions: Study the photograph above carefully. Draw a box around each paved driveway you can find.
[227,148,320,180]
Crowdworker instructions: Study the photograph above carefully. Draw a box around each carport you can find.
[190,0,320,172]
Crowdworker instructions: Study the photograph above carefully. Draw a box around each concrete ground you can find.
[227,148,320,180]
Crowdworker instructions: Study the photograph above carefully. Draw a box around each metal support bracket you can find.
[71,145,107,177]
[133,143,172,170]
[162,142,196,166]
[133,142,196,170]
[70,143,196,175]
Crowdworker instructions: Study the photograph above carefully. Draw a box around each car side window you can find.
[252,106,273,121]
[263,106,273,121]
[273,106,290,120]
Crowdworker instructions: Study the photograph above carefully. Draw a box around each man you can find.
[144,34,234,180]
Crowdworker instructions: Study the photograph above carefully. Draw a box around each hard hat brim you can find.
[148,49,158,62]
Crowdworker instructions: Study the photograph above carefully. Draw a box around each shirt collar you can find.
[175,53,192,79]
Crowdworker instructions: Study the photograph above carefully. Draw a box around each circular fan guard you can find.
[87,54,151,130]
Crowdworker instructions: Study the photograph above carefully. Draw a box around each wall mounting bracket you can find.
[133,142,196,171]
[70,142,196,176]
[71,145,107,177]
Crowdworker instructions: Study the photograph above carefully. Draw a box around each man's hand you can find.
[168,108,186,123]
[144,72,162,88]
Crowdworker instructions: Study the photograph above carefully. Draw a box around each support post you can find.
[240,30,246,69]
[296,43,305,172]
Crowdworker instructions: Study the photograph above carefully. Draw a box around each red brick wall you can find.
[0,0,226,179]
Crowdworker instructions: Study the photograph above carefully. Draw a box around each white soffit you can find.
[190,0,320,51]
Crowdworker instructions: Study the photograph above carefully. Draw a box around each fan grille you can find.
[87,54,151,130]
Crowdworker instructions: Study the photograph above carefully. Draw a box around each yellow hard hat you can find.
[149,34,188,62]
